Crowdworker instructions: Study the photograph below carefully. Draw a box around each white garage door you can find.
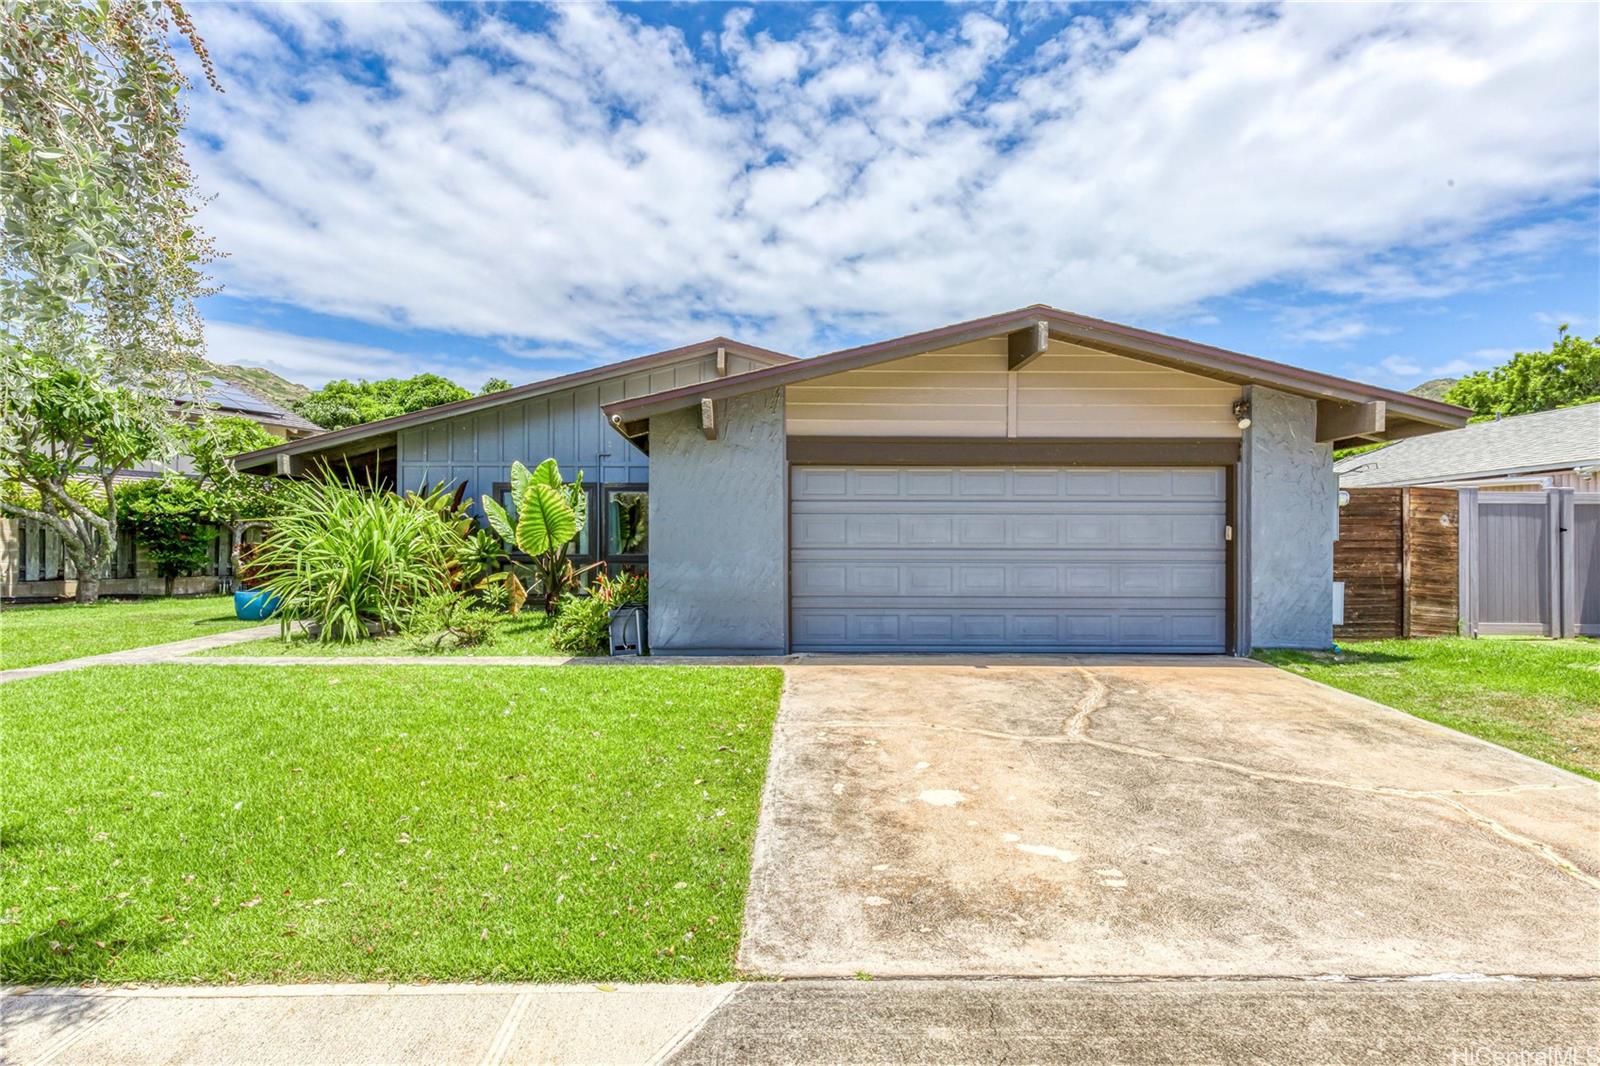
[789,466,1228,652]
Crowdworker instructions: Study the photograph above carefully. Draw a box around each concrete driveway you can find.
[739,658,1600,978]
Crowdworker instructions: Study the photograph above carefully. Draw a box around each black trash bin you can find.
[608,603,647,656]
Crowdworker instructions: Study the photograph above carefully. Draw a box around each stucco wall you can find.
[647,388,787,654]
[1244,386,1334,649]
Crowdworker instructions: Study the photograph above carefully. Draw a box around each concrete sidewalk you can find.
[0,625,279,684]
[2,982,734,1066]
[4,978,1596,1065]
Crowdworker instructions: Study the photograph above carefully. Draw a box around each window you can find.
[604,486,648,558]
[491,481,594,561]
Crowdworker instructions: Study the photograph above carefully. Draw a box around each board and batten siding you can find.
[784,337,1243,438]
[395,351,768,505]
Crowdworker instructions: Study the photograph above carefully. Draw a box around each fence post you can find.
[1457,488,1477,638]
[1400,487,1412,639]
[1556,489,1577,638]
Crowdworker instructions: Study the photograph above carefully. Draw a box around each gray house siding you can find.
[1242,386,1335,649]
[395,351,770,511]
[647,388,787,654]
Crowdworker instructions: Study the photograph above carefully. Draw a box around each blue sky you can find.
[179,2,1600,391]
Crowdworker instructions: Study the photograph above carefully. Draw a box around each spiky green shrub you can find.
[251,474,464,642]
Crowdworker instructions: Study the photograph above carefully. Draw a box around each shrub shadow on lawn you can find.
[0,911,171,986]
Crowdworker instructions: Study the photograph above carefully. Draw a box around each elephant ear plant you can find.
[251,472,464,642]
[481,459,599,614]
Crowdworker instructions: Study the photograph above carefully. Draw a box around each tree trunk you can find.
[75,572,101,604]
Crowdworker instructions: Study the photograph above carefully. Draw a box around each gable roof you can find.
[602,304,1469,442]
[1335,402,1600,487]
[231,337,796,473]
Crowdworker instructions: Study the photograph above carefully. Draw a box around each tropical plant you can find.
[117,474,220,594]
[480,459,598,614]
[250,474,465,642]
[549,570,649,656]
[1,1,219,603]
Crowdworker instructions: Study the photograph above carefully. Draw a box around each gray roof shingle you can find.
[1335,402,1600,486]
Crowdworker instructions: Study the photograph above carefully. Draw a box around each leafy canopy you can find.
[294,374,472,431]
[1,0,218,600]
[1443,327,1600,419]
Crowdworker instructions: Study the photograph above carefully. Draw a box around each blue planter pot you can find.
[234,588,281,621]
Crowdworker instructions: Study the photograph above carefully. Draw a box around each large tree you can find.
[294,373,472,431]
[1443,327,1600,419]
[1,0,218,602]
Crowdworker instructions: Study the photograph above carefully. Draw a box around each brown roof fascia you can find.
[231,337,796,471]
[601,305,1470,429]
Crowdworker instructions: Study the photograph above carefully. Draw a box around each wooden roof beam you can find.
[700,398,718,441]
[1007,321,1049,371]
[1317,399,1386,443]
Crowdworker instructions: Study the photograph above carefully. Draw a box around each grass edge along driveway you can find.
[1258,638,1599,781]
[0,663,783,984]
[0,596,254,670]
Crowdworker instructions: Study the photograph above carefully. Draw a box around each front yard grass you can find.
[0,663,783,984]
[204,612,560,658]
[0,596,254,670]
[1258,638,1600,780]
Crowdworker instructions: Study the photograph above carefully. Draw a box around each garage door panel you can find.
[790,465,1228,652]
[794,559,1223,601]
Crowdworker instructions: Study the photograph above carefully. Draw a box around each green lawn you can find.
[1258,638,1600,780]
[0,596,255,670]
[206,612,560,658]
[0,663,783,984]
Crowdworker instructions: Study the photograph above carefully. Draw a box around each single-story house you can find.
[1335,402,1600,492]
[232,305,1468,654]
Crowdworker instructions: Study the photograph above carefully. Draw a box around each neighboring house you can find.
[1334,402,1600,491]
[2,380,324,600]
[233,304,1467,654]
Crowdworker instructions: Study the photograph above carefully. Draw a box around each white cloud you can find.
[203,322,523,389]
[1345,346,1512,388]
[182,2,1600,359]
[1533,310,1591,330]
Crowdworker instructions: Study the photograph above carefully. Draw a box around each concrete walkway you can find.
[0,625,280,684]
[5,977,1595,1065]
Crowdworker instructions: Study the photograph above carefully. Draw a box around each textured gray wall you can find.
[1244,386,1334,648]
[647,388,787,654]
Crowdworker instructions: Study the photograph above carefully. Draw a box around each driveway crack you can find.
[809,665,1600,891]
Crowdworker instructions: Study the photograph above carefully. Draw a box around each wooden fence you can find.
[1337,486,1600,640]
[1334,487,1459,640]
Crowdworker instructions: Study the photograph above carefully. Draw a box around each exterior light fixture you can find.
[1232,399,1252,430]
[1338,489,1351,507]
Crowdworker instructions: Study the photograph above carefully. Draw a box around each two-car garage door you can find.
[789,466,1228,652]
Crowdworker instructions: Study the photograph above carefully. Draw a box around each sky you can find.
[179,2,1600,393]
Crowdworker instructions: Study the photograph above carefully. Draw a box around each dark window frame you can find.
[489,481,597,566]
[601,483,650,565]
